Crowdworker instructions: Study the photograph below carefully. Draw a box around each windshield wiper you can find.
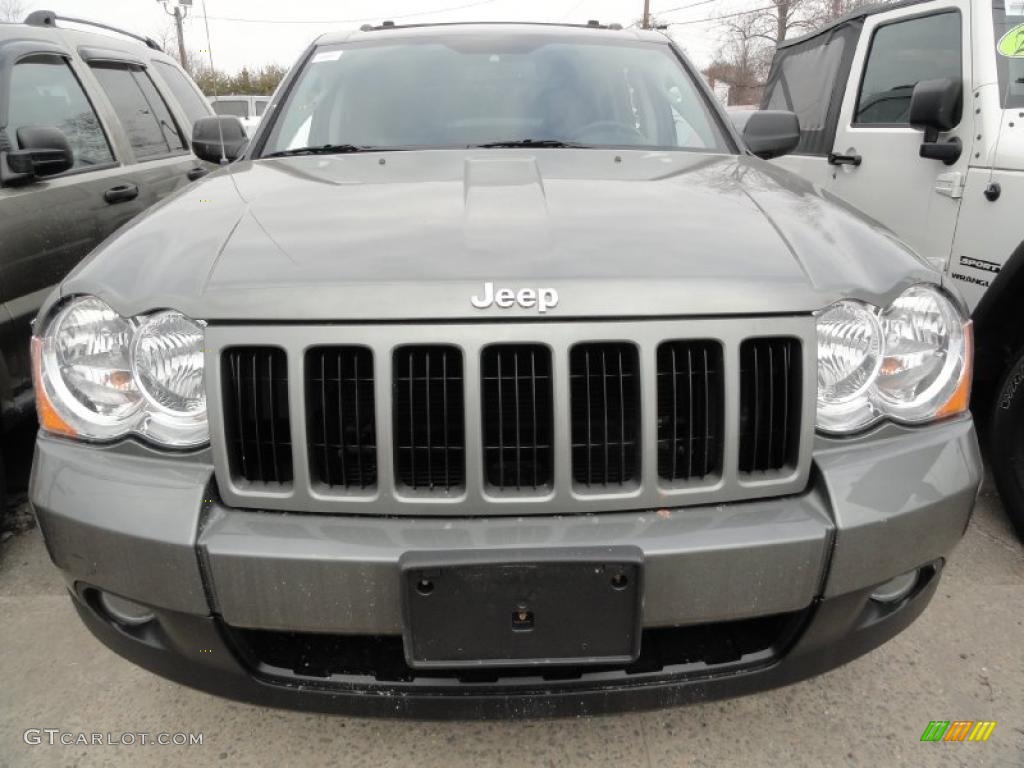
[470,139,592,149]
[264,144,390,158]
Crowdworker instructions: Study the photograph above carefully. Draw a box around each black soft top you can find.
[778,0,932,49]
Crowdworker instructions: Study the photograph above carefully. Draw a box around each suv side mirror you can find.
[192,116,247,164]
[739,110,800,160]
[0,126,74,185]
[909,78,962,165]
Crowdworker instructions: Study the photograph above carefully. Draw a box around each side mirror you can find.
[740,110,800,160]
[191,116,247,164]
[909,78,962,165]
[0,126,74,185]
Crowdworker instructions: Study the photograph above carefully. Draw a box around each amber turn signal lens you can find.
[936,320,973,419]
[31,337,76,437]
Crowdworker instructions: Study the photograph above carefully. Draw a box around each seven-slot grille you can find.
[222,347,293,484]
[392,345,466,492]
[656,341,724,482]
[481,344,554,491]
[569,343,641,488]
[306,346,377,489]
[216,330,807,508]
[739,338,802,473]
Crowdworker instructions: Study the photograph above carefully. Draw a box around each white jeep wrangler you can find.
[760,0,1024,536]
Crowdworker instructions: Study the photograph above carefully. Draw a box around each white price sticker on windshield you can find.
[312,50,343,63]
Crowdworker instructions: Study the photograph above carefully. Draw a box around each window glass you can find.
[855,12,961,125]
[264,38,728,154]
[213,99,250,118]
[254,99,269,116]
[90,63,186,159]
[993,1,1024,109]
[7,55,114,170]
[152,60,211,124]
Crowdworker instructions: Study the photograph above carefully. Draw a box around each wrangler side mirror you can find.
[738,110,800,160]
[909,78,963,165]
[0,126,74,185]
[192,116,247,164]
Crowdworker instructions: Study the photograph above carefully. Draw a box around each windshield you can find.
[261,34,729,155]
[994,1,1024,108]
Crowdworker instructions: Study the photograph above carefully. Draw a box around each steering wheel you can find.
[568,120,643,144]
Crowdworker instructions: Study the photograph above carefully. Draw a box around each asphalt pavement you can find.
[1,472,1021,768]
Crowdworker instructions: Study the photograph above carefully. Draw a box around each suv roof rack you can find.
[356,20,626,33]
[24,10,163,52]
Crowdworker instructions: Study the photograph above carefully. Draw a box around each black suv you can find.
[0,11,213,505]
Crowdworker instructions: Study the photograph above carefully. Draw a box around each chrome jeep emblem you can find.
[470,282,558,313]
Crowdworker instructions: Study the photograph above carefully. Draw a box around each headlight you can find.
[816,301,883,433]
[816,285,971,434]
[132,311,208,446]
[33,296,208,447]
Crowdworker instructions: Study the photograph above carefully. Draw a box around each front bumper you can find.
[30,417,982,718]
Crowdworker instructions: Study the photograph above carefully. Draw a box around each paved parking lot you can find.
[1,473,1021,768]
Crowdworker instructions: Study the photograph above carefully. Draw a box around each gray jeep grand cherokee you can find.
[29,22,982,718]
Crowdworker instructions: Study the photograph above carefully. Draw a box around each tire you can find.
[0,453,6,520]
[990,346,1024,540]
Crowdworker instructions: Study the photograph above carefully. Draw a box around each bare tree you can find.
[804,0,899,27]
[705,0,890,106]
[0,0,27,23]
[726,0,818,47]
[704,5,794,107]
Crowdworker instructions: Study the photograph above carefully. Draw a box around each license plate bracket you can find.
[400,547,643,669]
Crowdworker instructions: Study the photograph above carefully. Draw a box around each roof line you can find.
[777,0,930,49]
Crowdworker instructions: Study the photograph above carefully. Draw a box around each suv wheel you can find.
[990,346,1024,540]
[0,453,6,520]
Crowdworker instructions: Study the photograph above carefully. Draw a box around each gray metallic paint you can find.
[25,23,983,708]
[30,415,979,636]
[56,151,938,324]
[30,437,212,615]
[814,416,981,597]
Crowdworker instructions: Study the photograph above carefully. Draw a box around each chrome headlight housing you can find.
[34,296,208,447]
[816,284,971,434]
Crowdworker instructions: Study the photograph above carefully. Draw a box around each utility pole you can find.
[157,0,192,73]
[173,4,188,70]
[642,0,651,28]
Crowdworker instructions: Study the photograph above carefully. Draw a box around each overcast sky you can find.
[18,0,738,74]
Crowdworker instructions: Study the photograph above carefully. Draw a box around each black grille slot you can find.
[222,347,292,484]
[481,345,553,491]
[306,347,377,490]
[739,338,801,473]
[657,341,724,482]
[569,343,640,487]
[393,346,465,491]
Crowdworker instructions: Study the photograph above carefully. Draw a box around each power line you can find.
[202,0,502,25]
[561,0,585,21]
[666,3,779,25]
[655,0,720,16]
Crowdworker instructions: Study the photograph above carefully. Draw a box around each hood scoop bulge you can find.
[462,156,551,254]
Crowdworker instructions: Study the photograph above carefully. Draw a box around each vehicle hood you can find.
[61,149,937,321]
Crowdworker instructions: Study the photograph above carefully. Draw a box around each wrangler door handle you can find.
[187,167,209,181]
[828,152,862,167]
[104,183,139,204]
